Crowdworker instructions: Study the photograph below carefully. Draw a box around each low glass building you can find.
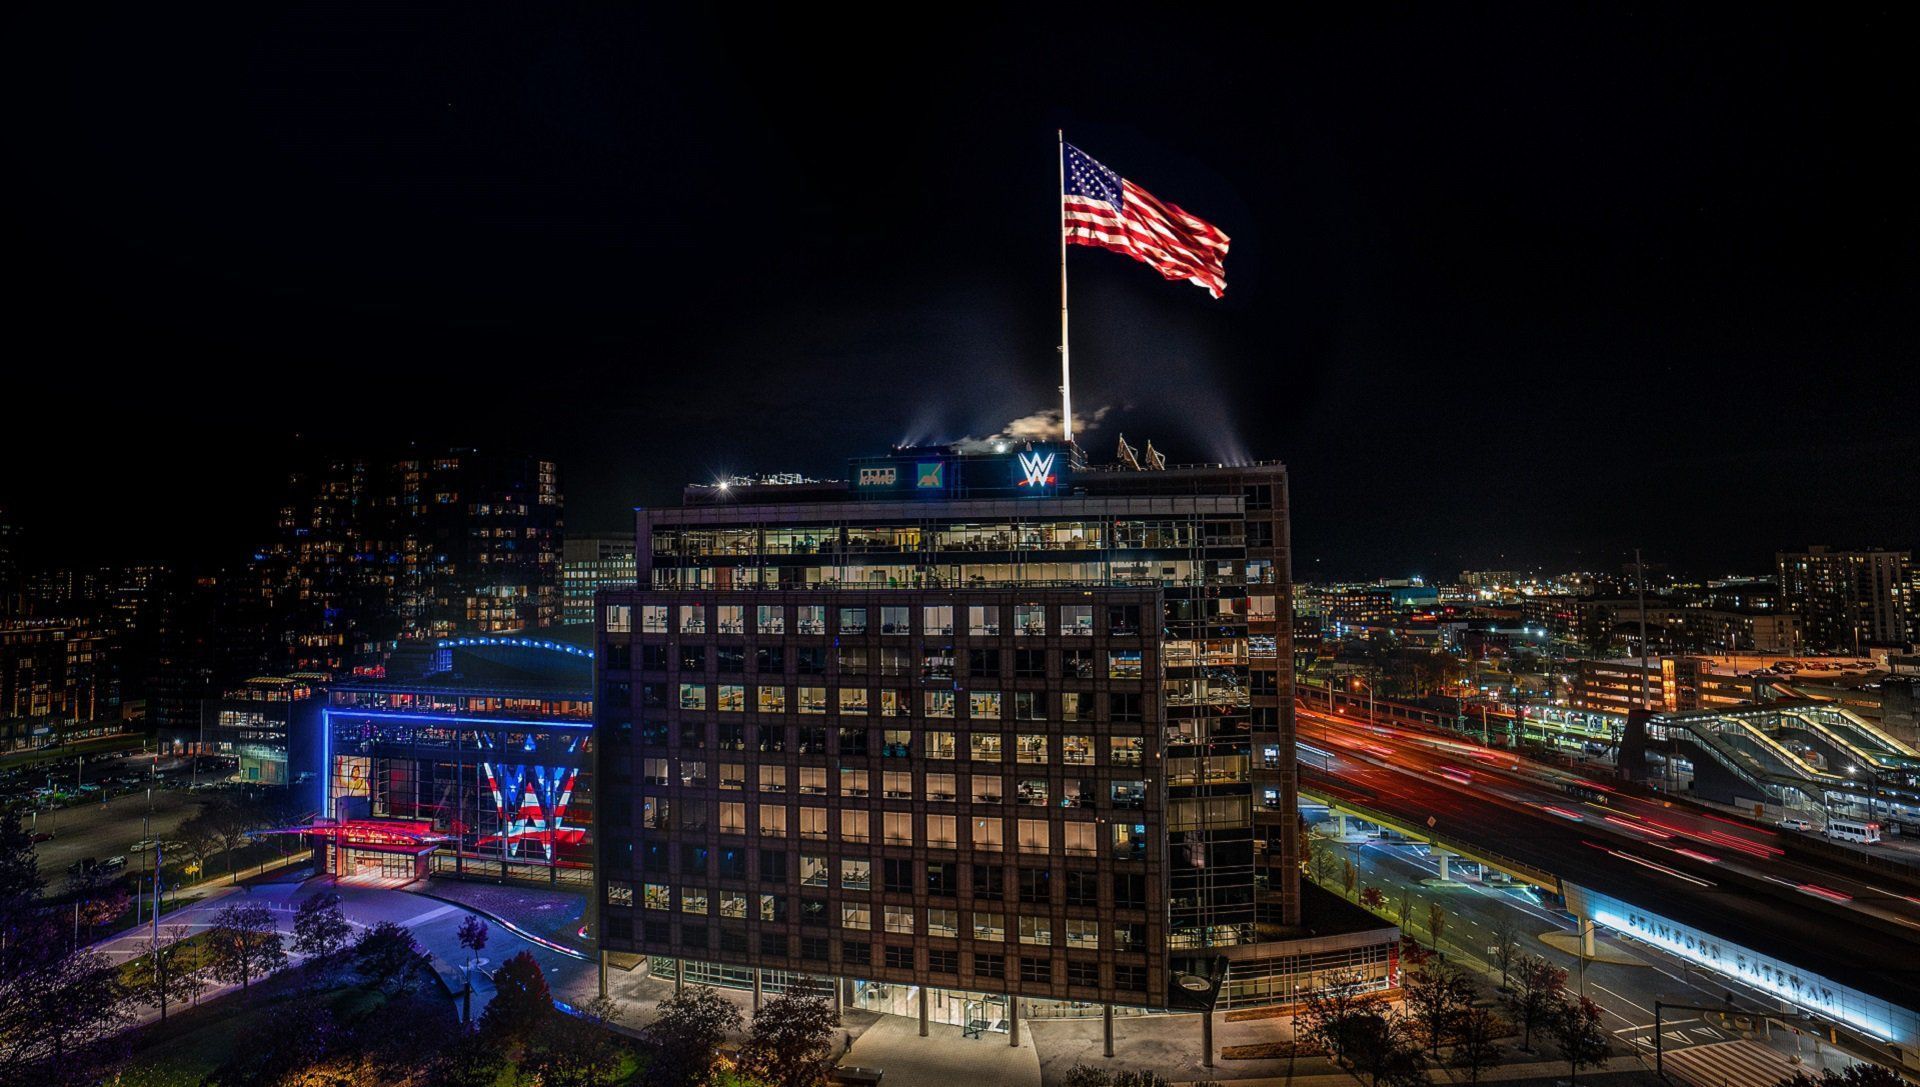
[314,631,596,886]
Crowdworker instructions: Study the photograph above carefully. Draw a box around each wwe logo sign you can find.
[1016,450,1057,488]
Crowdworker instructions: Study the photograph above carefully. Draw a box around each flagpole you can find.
[1058,129,1073,446]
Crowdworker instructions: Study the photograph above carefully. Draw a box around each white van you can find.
[1778,817,1814,832]
[1825,819,1882,844]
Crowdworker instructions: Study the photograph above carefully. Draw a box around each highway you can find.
[1295,704,1920,1027]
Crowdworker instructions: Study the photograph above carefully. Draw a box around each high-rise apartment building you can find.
[1777,547,1914,653]
[563,534,637,625]
[596,443,1395,1025]
[256,449,563,673]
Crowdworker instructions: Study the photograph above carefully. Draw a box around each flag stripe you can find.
[1062,143,1228,298]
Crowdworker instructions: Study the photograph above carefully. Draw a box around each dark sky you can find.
[5,6,1915,580]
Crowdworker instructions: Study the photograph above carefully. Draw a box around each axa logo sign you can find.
[1016,450,1057,488]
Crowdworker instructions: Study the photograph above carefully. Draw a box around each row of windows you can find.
[628,729,1147,764]
[619,645,1152,682]
[639,768,1150,807]
[608,602,1146,637]
[615,919,1148,992]
[627,689,1149,725]
[615,861,1152,907]
[632,892,1111,949]
[628,807,1153,858]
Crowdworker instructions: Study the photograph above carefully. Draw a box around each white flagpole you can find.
[1058,129,1073,446]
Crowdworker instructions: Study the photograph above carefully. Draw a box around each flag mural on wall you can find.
[1062,142,1230,298]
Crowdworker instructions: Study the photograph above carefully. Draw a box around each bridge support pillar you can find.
[1334,812,1351,838]
[1435,851,1452,881]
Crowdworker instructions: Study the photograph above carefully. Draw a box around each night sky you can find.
[6,7,1914,579]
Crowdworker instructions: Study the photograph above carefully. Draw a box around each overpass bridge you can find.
[1643,702,1920,820]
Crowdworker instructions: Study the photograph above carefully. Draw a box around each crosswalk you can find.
[1660,1039,1803,1087]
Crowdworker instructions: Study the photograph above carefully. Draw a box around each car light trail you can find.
[1541,805,1585,821]
[1603,847,1716,888]
[1797,884,1854,904]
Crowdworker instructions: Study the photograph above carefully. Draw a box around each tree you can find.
[77,884,129,941]
[352,919,424,994]
[180,795,267,884]
[1358,886,1386,911]
[646,985,744,1087]
[206,901,287,990]
[1298,972,1372,1063]
[526,997,626,1087]
[1548,995,1609,1085]
[1450,1007,1503,1085]
[480,950,554,1046]
[292,891,352,963]
[456,914,489,1026]
[1426,902,1446,949]
[1503,954,1566,1052]
[1402,958,1475,1055]
[739,987,839,1087]
[1346,1010,1428,1087]
[1342,857,1359,900]
[0,930,131,1082]
[127,923,207,1022]
[1490,914,1520,989]
[0,808,43,928]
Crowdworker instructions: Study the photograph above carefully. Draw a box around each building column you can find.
[1102,1003,1114,1058]
[1202,1009,1215,1069]
[598,950,608,999]
[1008,996,1020,1047]
[833,975,843,1018]
[918,985,929,1037]
[1579,917,1596,959]
[674,959,684,994]
[753,968,764,1014]
[1436,851,1451,882]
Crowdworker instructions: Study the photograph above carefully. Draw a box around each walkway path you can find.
[841,1013,1041,1087]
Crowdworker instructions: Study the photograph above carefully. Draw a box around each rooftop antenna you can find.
[1116,434,1142,471]
[1143,440,1167,470]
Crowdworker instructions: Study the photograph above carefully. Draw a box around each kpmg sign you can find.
[849,445,1071,499]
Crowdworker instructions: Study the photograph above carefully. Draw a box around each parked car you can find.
[1779,817,1815,832]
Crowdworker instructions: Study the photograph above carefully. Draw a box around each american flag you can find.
[1063,142,1229,298]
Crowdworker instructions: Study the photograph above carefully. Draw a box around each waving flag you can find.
[1062,142,1230,298]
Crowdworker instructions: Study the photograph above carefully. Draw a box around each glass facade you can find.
[324,688,595,886]
[598,452,1313,1008]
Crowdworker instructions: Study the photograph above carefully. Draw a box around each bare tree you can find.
[1503,954,1566,1052]
[128,923,206,1021]
[1426,902,1446,950]
[1490,914,1520,989]
[1298,972,1372,1064]
[206,901,287,991]
[1402,958,1475,1055]
[1450,1006,1503,1085]
[1549,994,1609,1085]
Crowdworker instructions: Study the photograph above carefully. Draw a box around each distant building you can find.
[254,449,564,673]
[0,617,121,725]
[1776,546,1913,654]
[1580,599,1800,655]
[0,506,19,618]
[200,675,323,786]
[562,534,637,624]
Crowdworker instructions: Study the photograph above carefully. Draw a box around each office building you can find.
[1777,547,1914,654]
[597,442,1395,1023]
[200,675,324,786]
[563,534,638,624]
